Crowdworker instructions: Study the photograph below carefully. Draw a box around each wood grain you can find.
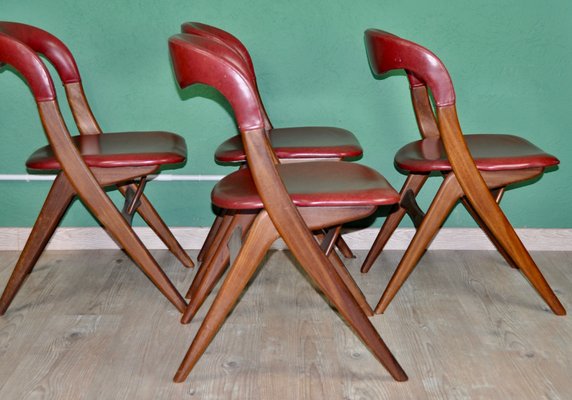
[0,249,570,399]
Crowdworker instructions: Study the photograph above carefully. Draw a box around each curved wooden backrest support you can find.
[0,21,101,135]
[0,31,110,189]
[365,28,565,315]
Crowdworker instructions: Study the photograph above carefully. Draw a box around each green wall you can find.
[1,0,571,228]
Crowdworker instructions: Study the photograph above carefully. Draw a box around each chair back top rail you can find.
[365,29,455,107]
[169,33,265,132]
[0,31,56,102]
[181,22,255,79]
[180,22,273,130]
[0,21,101,135]
[0,22,81,84]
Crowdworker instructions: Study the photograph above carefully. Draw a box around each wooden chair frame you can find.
[169,33,408,383]
[0,24,188,314]
[361,29,565,316]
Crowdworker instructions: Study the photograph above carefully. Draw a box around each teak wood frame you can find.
[361,30,565,316]
[0,24,189,315]
[169,32,407,383]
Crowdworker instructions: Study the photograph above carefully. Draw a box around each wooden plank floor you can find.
[0,249,570,399]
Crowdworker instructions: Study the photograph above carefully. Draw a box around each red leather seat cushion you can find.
[395,134,559,172]
[215,127,362,163]
[26,131,187,170]
[211,161,399,209]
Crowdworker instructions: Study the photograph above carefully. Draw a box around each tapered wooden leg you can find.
[35,102,186,313]
[0,174,75,315]
[375,174,462,314]
[283,222,407,381]
[118,185,194,269]
[196,211,235,273]
[197,211,226,263]
[461,193,518,269]
[328,250,374,316]
[335,235,355,259]
[463,188,566,315]
[174,211,278,382]
[361,174,429,273]
[184,245,229,301]
[185,212,236,299]
[316,231,373,316]
[438,107,565,315]
[75,188,187,313]
[181,212,256,324]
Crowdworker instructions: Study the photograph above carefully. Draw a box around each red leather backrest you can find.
[169,33,265,131]
[0,32,56,101]
[365,29,455,107]
[0,21,81,84]
[181,22,255,79]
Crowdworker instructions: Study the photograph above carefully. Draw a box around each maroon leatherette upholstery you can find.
[1,22,187,169]
[170,33,399,208]
[0,32,56,101]
[395,134,559,172]
[181,22,256,81]
[365,29,455,107]
[215,127,362,163]
[170,33,265,132]
[366,29,560,171]
[0,22,80,84]
[26,131,186,170]
[180,22,363,162]
[211,161,399,209]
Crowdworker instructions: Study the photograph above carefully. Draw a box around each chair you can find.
[180,22,361,267]
[0,22,189,314]
[361,29,565,316]
[168,33,408,382]
[176,23,373,323]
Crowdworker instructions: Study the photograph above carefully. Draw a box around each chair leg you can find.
[75,185,187,313]
[196,211,235,272]
[0,174,74,315]
[463,184,566,315]
[181,212,256,324]
[375,174,462,314]
[174,211,278,382]
[119,185,194,269]
[328,250,373,316]
[315,231,373,316]
[197,211,226,263]
[283,220,408,381]
[185,212,236,300]
[335,235,355,259]
[361,174,429,273]
[460,194,518,269]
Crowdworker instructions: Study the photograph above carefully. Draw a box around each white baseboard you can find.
[0,227,571,251]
